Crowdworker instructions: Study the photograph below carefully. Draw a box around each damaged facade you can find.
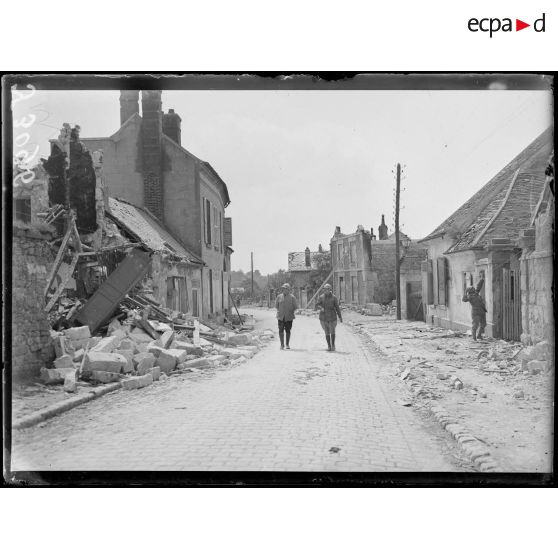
[81,90,233,321]
[419,127,553,341]
[12,102,233,382]
[330,218,426,310]
[107,197,204,318]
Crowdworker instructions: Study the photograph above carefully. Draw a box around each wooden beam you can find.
[304,270,333,309]
[45,252,79,312]
[44,217,74,298]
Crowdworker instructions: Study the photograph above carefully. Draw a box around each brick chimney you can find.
[378,214,388,240]
[119,91,139,125]
[370,227,376,240]
[305,246,311,267]
[162,108,182,145]
[141,90,164,220]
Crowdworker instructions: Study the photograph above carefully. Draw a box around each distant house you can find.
[287,245,331,307]
[81,90,233,321]
[419,127,553,340]
[331,218,426,311]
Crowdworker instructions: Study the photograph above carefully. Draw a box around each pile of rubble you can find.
[40,314,275,395]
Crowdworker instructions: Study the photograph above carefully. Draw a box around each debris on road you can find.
[14,304,276,426]
[344,308,553,472]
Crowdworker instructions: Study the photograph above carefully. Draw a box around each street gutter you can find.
[13,382,121,430]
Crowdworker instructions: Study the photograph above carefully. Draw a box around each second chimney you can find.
[378,214,388,240]
[141,90,164,221]
[162,108,182,145]
[120,91,139,125]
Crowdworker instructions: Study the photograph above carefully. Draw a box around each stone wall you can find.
[520,204,554,345]
[12,227,55,382]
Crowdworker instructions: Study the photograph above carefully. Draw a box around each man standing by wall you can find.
[462,271,487,341]
[315,283,343,351]
[275,283,298,350]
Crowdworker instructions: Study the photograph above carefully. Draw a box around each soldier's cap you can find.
[466,286,477,294]
[282,283,291,289]
[324,283,332,289]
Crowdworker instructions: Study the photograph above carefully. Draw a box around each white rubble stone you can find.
[83,351,127,373]
[175,341,204,356]
[182,357,210,369]
[165,348,188,364]
[133,353,156,374]
[40,367,74,385]
[54,355,75,369]
[91,370,122,383]
[63,370,77,393]
[228,333,253,346]
[90,335,119,353]
[154,349,178,373]
[114,349,135,373]
[64,326,91,341]
[128,331,155,344]
[147,366,162,381]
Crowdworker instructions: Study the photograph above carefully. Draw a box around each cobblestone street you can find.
[11,308,462,472]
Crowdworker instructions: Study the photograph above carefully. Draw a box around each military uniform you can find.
[462,278,487,340]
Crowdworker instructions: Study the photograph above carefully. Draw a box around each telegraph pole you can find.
[251,251,254,300]
[395,163,402,320]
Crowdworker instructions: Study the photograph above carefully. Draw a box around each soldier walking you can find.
[275,283,298,349]
[315,283,343,351]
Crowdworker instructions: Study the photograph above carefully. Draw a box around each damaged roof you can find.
[288,250,330,271]
[422,127,553,253]
[108,197,204,265]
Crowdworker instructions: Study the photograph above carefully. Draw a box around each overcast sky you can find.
[14,87,552,274]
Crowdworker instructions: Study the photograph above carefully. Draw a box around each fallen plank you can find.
[45,252,79,312]
[44,220,74,298]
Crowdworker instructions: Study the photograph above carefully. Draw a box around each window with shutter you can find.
[205,199,212,245]
[437,257,447,306]
[224,217,232,247]
[219,211,223,252]
[213,206,219,249]
[202,198,207,243]
[421,260,434,305]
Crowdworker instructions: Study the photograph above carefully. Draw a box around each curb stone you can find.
[429,404,500,472]
[399,371,500,471]
[13,382,122,430]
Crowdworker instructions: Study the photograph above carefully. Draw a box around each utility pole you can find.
[395,163,402,320]
[251,251,254,300]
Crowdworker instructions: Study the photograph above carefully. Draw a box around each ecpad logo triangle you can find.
[516,19,530,31]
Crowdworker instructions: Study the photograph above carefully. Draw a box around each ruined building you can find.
[81,90,233,320]
[330,218,426,308]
